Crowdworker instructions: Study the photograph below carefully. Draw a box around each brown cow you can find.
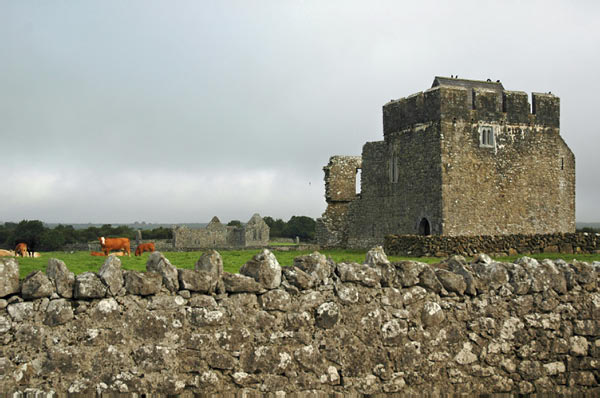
[135,242,155,256]
[15,243,28,257]
[98,237,131,256]
[90,251,105,256]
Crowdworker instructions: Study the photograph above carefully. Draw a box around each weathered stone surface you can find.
[148,294,186,310]
[294,251,332,284]
[7,301,34,322]
[315,302,339,329]
[472,253,492,265]
[446,255,477,295]
[335,283,359,304]
[1,253,600,395]
[418,264,444,293]
[222,272,262,293]
[124,271,162,296]
[395,261,425,287]
[365,246,395,286]
[146,251,179,292]
[282,266,314,290]
[44,299,74,326]
[239,249,281,289]
[46,258,75,298]
[472,261,510,291]
[0,314,11,333]
[195,249,224,276]
[0,258,19,298]
[21,271,54,299]
[435,268,466,295]
[337,262,381,287]
[188,294,217,308]
[259,289,291,311]
[421,301,445,327]
[190,307,226,327]
[98,255,124,296]
[178,269,217,293]
[365,245,389,267]
[74,272,107,299]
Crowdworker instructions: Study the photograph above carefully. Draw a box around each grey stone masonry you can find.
[1,249,600,395]
[173,213,269,249]
[317,77,575,248]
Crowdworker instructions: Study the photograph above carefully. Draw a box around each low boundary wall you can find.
[0,248,599,395]
[384,232,600,257]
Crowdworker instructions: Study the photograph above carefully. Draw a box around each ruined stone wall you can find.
[316,156,362,247]
[344,123,443,248]
[173,215,269,249]
[1,249,599,395]
[384,232,600,257]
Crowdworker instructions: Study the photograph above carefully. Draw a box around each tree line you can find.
[0,220,172,252]
[263,216,316,241]
[0,216,317,252]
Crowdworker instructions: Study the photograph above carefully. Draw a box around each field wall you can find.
[384,232,600,257]
[0,248,599,395]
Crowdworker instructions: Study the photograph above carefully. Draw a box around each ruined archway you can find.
[418,218,431,236]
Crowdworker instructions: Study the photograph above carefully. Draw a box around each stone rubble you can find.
[0,248,599,395]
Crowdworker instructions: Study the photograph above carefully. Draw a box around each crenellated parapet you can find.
[383,79,560,138]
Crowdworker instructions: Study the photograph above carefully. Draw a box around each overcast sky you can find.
[1,1,599,224]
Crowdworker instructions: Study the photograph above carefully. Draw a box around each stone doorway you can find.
[418,218,431,235]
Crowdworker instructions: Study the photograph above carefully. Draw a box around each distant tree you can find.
[53,224,78,244]
[143,227,173,239]
[12,220,46,250]
[577,227,600,233]
[284,216,316,241]
[38,229,66,251]
[0,223,17,249]
[264,216,286,238]
[227,220,242,228]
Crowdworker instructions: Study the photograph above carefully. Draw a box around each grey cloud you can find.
[1,1,599,222]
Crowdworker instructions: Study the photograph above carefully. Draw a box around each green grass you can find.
[13,249,600,279]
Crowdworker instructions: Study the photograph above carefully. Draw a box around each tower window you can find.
[479,126,495,148]
[389,153,399,183]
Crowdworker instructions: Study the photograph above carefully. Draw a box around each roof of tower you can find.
[432,76,504,92]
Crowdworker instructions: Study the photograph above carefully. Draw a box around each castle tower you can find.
[317,77,575,248]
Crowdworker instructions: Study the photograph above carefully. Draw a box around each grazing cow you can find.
[15,243,28,257]
[98,237,131,256]
[135,242,155,256]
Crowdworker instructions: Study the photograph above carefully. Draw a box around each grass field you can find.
[12,249,600,278]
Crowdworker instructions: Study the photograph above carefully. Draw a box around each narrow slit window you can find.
[390,154,399,183]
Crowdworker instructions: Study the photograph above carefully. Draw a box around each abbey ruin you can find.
[172,214,269,250]
[317,77,575,248]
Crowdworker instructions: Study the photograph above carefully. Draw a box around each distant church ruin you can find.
[317,77,575,248]
[173,214,269,249]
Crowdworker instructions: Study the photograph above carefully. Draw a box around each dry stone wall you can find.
[385,232,600,257]
[1,248,599,396]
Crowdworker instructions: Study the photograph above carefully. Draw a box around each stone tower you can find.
[317,77,575,248]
